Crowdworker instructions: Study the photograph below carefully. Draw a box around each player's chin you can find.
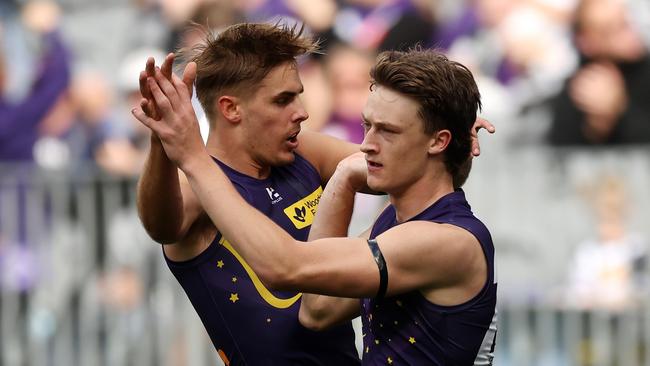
[274,150,296,166]
[366,176,385,193]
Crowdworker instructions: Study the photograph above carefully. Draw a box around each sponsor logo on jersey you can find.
[283,186,323,229]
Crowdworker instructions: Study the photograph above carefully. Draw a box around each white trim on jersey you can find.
[474,309,498,366]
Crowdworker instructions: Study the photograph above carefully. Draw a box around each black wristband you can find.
[367,239,388,300]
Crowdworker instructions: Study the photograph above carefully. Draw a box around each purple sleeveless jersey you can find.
[165,153,359,365]
[363,190,497,366]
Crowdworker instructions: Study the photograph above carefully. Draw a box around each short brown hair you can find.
[184,22,318,121]
[369,48,481,182]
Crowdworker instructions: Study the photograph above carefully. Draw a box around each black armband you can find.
[367,239,388,300]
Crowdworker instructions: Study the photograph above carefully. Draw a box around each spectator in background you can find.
[319,42,375,144]
[0,5,70,354]
[164,0,245,53]
[22,65,153,175]
[69,70,145,176]
[440,0,576,99]
[440,0,577,145]
[548,0,650,146]
[158,0,205,52]
[326,0,435,52]
[0,0,70,162]
[435,0,519,84]
[0,1,71,299]
[565,175,647,310]
[241,0,337,34]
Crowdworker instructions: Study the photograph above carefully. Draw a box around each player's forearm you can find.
[181,152,302,288]
[303,160,359,325]
[308,172,356,240]
[137,136,185,243]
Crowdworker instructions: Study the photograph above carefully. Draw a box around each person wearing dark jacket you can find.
[0,6,70,161]
[548,0,650,146]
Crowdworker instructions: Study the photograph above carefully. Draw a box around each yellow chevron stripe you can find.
[220,237,302,309]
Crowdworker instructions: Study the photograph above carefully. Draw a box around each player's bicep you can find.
[291,222,475,299]
[177,170,204,236]
[376,221,481,296]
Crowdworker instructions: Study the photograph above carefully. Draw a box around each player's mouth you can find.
[366,159,383,172]
[285,131,300,149]
[287,131,299,142]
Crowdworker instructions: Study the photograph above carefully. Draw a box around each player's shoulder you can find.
[382,220,476,247]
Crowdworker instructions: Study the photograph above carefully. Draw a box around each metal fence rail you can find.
[496,306,650,366]
[1,146,650,365]
[0,166,215,366]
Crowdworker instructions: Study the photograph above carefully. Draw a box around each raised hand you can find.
[132,62,201,168]
[138,53,195,121]
[471,117,495,156]
[334,152,368,193]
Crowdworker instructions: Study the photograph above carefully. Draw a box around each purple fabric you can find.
[325,113,365,144]
[495,57,518,85]
[0,31,71,161]
[435,7,480,50]
[363,190,497,365]
[344,0,415,30]
[165,153,360,365]
[347,0,414,16]
[245,0,294,22]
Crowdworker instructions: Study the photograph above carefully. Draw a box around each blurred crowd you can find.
[1,0,649,173]
[1,0,650,315]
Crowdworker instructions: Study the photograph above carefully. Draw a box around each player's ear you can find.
[217,95,242,124]
[428,129,451,155]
